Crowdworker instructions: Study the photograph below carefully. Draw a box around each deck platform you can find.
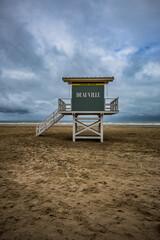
[59,111,118,115]
[36,77,119,141]
[36,97,119,141]
[58,98,119,115]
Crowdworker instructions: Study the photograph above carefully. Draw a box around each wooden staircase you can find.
[36,108,64,136]
[36,97,119,136]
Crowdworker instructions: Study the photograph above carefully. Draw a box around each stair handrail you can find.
[41,109,58,123]
[58,98,71,111]
[36,109,65,136]
[36,108,59,130]
[58,99,66,111]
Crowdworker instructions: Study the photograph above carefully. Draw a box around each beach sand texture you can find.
[0,125,160,240]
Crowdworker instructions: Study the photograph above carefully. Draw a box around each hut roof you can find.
[62,77,114,84]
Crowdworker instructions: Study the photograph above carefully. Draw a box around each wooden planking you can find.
[62,77,114,85]
[75,135,101,139]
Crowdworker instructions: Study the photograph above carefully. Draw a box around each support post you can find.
[100,114,103,142]
[75,115,77,133]
[73,113,76,142]
[72,113,104,142]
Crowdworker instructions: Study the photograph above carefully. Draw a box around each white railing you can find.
[58,98,119,112]
[36,108,64,136]
[58,98,71,111]
[105,97,119,111]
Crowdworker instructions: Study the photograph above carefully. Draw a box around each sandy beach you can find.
[0,125,160,240]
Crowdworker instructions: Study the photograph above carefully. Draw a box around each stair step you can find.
[36,109,64,136]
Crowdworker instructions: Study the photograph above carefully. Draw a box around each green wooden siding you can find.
[72,85,104,111]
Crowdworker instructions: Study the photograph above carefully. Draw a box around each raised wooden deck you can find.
[58,98,119,115]
[36,97,119,137]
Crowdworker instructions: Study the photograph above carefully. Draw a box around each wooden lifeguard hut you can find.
[36,77,119,142]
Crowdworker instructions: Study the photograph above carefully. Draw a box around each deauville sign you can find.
[76,92,100,98]
[72,85,104,111]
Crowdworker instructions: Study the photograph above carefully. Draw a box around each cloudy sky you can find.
[0,0,160,121]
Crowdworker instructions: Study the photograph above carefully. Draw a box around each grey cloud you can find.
[0,107,29,114]
[0,0,160,121]
[0,1,45,72]
[123,46,160,78]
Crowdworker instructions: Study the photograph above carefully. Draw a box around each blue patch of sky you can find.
[114,48,122,52]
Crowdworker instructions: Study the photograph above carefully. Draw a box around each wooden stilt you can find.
[100,114,103,142]
[73,114,76,142]
[72,114,104,142]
